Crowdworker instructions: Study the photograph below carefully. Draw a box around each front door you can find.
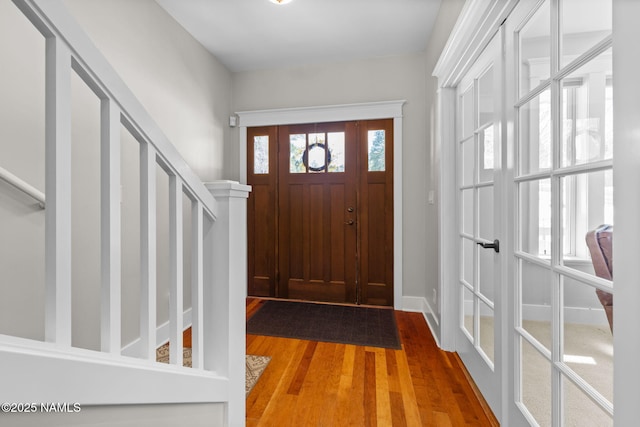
[247,119,394,306]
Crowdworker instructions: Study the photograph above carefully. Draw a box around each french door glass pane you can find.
[563,376,613,427]
[479,301,494,364]
[479,126,495,182]
[461,137,475,186]
[478,186,494,241]
[478,65,494,127]
[562,278,613,404]
[462,188,474,235]
[560,169,613,266]
[461,87,475,139]
[478,247,494,301]
[521,337,552,427]
[518,179,552,257]
[519,0,551,96]
[521,259,552,349]
[518,88,551,175]
[463,285,474,338]
[462,237,474,286]
[561,0,612,69]
[561,48,613,168]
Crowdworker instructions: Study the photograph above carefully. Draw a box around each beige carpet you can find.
[156,343,270,397]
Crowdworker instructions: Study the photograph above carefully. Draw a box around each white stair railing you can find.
[0,1,248,425]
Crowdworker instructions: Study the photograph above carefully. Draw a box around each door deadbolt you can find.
[347,207,354,212]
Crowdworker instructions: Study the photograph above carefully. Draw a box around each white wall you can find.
[64,0,232,183]
[233,53,431,303]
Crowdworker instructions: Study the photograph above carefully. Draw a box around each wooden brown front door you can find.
[247,119,393,306]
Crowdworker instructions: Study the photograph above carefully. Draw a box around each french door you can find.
[456,32,503,416]
[247,119,394,306]
[506,0,614,425]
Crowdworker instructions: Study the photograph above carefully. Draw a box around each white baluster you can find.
[44,36,72,346]
[169,175,183,366]
[140,142,157,360]
[100,98,121,354]
[191,201,204,369]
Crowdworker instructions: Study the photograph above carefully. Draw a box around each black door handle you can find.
[477,239,500,253]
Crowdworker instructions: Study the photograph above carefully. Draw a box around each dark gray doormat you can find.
[246,300,402,350]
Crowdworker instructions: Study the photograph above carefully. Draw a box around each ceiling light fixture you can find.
[269,0,293,4]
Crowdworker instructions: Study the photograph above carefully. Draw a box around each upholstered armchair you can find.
[585,224,613,333]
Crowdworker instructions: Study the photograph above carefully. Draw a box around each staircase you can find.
[0,1,248,425]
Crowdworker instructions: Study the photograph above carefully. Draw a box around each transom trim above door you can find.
[236,100,405,309]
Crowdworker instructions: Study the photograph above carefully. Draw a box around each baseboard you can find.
[402,296,441,347]
[121,308,193,357]
[461,301,609,326]
[522,303,608,326]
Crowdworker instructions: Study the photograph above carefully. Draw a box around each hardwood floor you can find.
[246,298,498,426]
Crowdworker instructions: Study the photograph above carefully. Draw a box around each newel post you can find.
[205,180,251,427]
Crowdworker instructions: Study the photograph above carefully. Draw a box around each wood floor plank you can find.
[246,299,496,426]
[364,351,377,427]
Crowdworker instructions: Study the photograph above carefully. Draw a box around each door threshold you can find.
[248,296,394,310]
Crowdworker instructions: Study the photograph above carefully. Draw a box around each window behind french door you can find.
[508,0,614,425]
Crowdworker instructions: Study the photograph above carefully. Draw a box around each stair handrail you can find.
[0,165,45,208]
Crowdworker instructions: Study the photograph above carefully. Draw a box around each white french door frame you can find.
[235,101,405,310]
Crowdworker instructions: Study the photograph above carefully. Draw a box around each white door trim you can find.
[236,100,405,310]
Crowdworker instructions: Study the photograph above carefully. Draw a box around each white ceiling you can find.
[156,0,442,72]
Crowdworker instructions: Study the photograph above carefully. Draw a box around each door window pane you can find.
[462,237,474,287]
[367,130,385,171]
[478,246,495,302]
[519,88,551,175]
[253,135,269,174]
[461,86,475,139]
[289,134,306,173]
[560,169,613,264]
[521,337,552,427]
[463,285,474,339]
[327,132,345,172]
[479,301,494,365]
[562,278,613,405]
[461,137,475,186]
[306,133,326,173]
[478,66,494,127]
[461,188,474,236]
[478,186,493,241]
[479,126,495,182]
[561,48,613,168]
[520,259,552,350]
[518,179,552,257]
[519,0,551,96]
[561,0,611,69]
[563,375,613,427]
